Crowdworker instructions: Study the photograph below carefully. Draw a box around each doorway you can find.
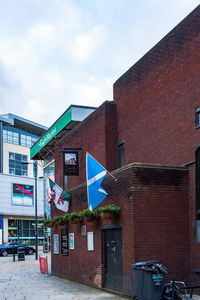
[103,227,123,292]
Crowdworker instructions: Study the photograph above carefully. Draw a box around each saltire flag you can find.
[48,178,70,212]
[86,152,108,211]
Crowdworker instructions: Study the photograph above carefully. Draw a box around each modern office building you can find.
[0,114,47,245]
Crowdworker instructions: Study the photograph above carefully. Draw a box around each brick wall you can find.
[114,5,200,167]
[51,164,189,296]
[113,5,200,285]
[54,101,118,189]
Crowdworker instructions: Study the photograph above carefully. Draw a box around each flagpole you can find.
[86,152,118,182]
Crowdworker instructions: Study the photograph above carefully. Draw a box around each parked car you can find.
[0,242,35,256]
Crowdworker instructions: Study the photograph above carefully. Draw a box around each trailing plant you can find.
[63,214,69,222]
[52,216,61,223]
[43,218,54,227]
[82,208,97,222]
[68,211,83,222]
[43,218,53,225]
[97,204,120,217]
[82,208,97,218]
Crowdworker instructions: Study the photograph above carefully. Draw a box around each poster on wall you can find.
[69,233,75,250]
[63,152,79,176]
[54,234,59,254]
[12,184,33,205]
[87,232,94,251]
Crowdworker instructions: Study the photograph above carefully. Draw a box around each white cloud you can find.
[71,26,105,63]
[0,0,199,127]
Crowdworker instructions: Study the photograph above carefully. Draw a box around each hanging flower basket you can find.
[83,208,97,222]
[68,212,83,224]
[85,216,95,222]
[43,218,55,228]
[100,211,115,220]
[69,218,80,224]
[45,221,54,228]
[57,219,65,226]
[98,205,120,220]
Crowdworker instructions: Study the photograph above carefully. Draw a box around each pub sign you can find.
[63,151,79,176]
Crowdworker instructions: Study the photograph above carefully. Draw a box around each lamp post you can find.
[22,160,38,260]
[33,161,38,260]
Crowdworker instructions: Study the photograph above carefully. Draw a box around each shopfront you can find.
[8,218,44,246]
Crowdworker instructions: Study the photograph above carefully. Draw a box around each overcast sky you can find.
[0,0,199,127]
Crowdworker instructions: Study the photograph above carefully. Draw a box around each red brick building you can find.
[31,5,200,297]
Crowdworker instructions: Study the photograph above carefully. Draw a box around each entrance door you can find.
[103,228,122,292]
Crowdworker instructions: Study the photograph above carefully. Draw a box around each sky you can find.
[0,0,199,127]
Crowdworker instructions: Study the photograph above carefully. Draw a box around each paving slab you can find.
[0,251,127,300]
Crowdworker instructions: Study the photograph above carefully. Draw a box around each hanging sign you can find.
[63,151,79,176]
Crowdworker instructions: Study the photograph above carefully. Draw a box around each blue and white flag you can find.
[86,153,108,211]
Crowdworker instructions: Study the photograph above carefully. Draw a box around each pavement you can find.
[0,251,128,300]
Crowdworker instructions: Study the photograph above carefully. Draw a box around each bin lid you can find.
[131,261,161,270]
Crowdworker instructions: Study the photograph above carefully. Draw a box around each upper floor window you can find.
[195,107,200,128]
[3,126,39,147]
[118,140,125,168]
[9,152,28,176]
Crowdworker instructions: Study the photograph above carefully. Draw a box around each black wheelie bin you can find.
[132,261,167,300]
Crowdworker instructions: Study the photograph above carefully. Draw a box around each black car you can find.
[0,242,35,256]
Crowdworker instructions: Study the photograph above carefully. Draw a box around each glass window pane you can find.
[9,153,14,159]
[3,135,7,142]
[8,136,12,143]
[15,162,21,168]
[15,169,21,175]
[21,140,26,146]
[9,169,15,174]
[13,137,19,145]
[23,220,29,230]
[22,155,27,161]
[9,161,14,168]
[15,154,21,161]
[23,230,29,237]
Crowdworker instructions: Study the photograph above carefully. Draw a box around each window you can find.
[8,219,44,244]
[118,140,125,168]
[3,126,39,147]
[195,108,200,128]
[9,153,28,176]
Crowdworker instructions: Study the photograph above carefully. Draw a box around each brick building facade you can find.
[48,5,200,297]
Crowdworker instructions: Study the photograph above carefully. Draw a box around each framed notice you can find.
[53,234,59,254]
[63,151,79,176]
[87,232,94,251]
[61,228,68,255]
[69,233,75,250]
